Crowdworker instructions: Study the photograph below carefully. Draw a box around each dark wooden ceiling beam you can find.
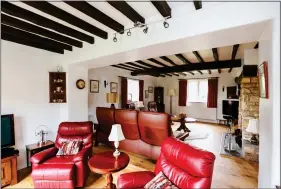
[228,44,240,73]
[175,54,195,75]
[193,1,202,10]
[151,1,171,18]
[131,59,242,76]
[107,1,145,24]
[254,42,259,49]
[148,58,168,67]
[64,1,124,33]
[160,56,193,75]
[121,63,167,77]
[111,65,135,71]
[134,61,171,77]
[212,48,220,73]
[1,32,64,54]
[125,62,149,69]
[23,1,107,39]
[118,63,142,70]
[193,51,210,74]
[1,1,94,43]
[1,14,82,48]
[2,24,72,51]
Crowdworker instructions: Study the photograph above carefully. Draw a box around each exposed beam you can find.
[175,54,191,64]
[151,1,171,18]
[228,44,240,73]
[160,56,193,75]
[107,1,145,24]
[131,59,242,76]
[254,42,259,49]
[65,1,124,33]
[1,14,82,48]
[118,63,142,71]
[148,58,168,67]
[212,48,220,73]
[125,62,149,69]
[111,65,135,71]
[23,1,107,39]
[193,1,202,10]
[1,32,64,54]
[122,62,168,77]
[134,61,172,77]
[193,51,210,74]
[1,1,94,43]
[2,24,72,51]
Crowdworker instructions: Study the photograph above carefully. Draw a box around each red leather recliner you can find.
[117,137,216,189]
[30,121,93,188]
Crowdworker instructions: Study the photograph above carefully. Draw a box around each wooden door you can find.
[1,160,11,187]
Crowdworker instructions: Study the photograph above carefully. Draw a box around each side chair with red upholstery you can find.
[117,137,216,189]
[30,121,94,188]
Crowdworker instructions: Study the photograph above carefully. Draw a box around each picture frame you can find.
[258,61,269,98]
[145,90,149,98]
[128,93,132,101]
[110,82,118,93]
[90,80,99,93]
[148,86,153,93]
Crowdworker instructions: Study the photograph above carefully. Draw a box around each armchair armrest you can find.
[117,171,155,189]
[30,147,58,164]
[73,147,92,163]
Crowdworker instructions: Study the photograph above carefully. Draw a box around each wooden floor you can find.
[7,122,258,188]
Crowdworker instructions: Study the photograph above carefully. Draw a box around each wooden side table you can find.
[25,140,55,167]
[88,151,130,189]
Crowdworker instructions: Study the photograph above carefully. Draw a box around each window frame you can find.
[187,79,208,103]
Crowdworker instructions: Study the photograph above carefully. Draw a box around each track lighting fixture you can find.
[143,25,148,34]
[127,29,131,36]
[163,20,169,28]
[113,33,117,42]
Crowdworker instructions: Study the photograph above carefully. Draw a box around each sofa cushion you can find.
[144,171,178,189]
[32,164,74,180]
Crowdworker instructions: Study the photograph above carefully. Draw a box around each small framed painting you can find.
[110,82,118,93]
[145,90,149,98]
[90,80,99,93]
[258,61,269,98]
[148,86,153,93]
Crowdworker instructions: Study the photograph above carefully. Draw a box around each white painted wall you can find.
[1,41,64,169]
[156,69,241,122]
[244,49,259,65]
[88,66,157,123]
[258,16,280,188]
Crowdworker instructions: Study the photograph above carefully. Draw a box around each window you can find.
[188,79,208,102]
[127,79,139,102]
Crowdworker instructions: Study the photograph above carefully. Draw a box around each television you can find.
[1,114,15,148]
[222,100,239,119]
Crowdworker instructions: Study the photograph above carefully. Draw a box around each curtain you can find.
[178,80,187,106]
[139,80,144,101]
[207,78,218,108]
[121,77,127,109]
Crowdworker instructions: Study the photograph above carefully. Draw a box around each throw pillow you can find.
[56,141,82,156]
[144,171,179,189]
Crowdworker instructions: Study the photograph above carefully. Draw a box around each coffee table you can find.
[88,151,130,189]
[171,116,197,132]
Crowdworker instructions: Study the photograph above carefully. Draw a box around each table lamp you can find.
[167,89,176,114]
[246,119,259,144]
[108,124,125,157]
[106,93,119,108]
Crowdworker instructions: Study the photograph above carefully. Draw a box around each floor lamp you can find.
[168,89,176,114]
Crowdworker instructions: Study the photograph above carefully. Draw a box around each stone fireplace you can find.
[238,77,260,161]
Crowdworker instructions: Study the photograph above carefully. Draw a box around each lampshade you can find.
[106,93,119,103]
[108,124,125,142]
[246,119,259,134]
[167,88,176,96]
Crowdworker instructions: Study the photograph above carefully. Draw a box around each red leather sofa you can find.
[30,121,93,188]
[95,107,187,160]
[117,137,216,189]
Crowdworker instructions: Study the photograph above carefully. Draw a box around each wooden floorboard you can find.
[6,122,258,188]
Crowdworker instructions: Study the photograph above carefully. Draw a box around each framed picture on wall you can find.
[90,80,99,93]
[259,61,269,98]
[145,90,149,98]
[110,82,118,93]
[148,86,153,93]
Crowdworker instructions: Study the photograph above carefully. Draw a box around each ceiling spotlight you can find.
[127,29,131,36]
[113,34,117,42]
[163,20,169,28]
[143,25,148,34]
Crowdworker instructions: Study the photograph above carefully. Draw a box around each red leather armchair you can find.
[117,137,216,189]
[30,121,93,188]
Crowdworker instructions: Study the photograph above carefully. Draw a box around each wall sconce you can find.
[104,80,108,88]
[222,86,225,92]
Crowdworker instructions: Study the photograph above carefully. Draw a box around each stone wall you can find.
[238,77,260,161]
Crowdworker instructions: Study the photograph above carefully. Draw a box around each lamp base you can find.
[250,134,259,145]
[110,104,115,109]
[113,149,120,157]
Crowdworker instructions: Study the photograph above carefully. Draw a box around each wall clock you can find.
[76,79,85,89]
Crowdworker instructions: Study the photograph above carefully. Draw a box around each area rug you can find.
[219,132,242,158]
[185,132,209,140]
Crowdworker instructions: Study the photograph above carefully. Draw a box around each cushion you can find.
[144,171,178,189]
[56,141,82,155]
